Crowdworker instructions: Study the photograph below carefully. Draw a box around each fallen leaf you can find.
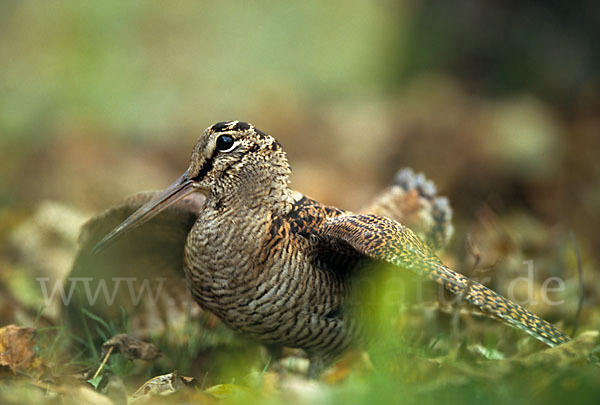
[129,371,209,404]
[179,375,199,388]
[0,325,36,374]
[101,334,161,361]
[130,371,177,403]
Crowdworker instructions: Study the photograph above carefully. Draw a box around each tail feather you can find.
[321,213,570,348]
[416,258,570,347]
[361,168,453,251]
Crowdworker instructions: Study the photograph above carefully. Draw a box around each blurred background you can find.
[0,0,599,398]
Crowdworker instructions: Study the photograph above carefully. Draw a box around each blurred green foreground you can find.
[1,1,599,404]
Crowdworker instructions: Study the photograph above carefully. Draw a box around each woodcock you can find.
[86,121,569,376]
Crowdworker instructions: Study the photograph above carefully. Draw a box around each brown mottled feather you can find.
[83,121,570,377]
[360,168,453,251]
[64,192,205,338]
[318,214,570,347]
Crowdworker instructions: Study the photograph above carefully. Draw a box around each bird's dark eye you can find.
[216,135,236,152]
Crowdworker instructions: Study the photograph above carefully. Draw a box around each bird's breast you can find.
[182,211,344,344]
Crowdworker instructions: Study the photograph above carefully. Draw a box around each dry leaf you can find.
[129,372,208,404]
[0,325,36,374]
[179,375,199,388]
[130,371,177,403]
[101,334,161,361]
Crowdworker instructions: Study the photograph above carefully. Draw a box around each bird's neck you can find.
[185,166,299,292]
[208,152,296,217]
[207,180,296,218]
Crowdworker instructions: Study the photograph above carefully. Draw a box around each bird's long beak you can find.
[93,170,198,254]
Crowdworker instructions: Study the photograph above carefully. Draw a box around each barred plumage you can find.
[88,121,570,375]
[321,214,570,347]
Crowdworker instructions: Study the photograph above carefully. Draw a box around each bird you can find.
[88,120,569,376]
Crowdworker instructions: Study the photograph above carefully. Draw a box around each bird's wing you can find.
[77,191,204,247]
[360,168,453,251]
[316,213,570,348]
[64,192,205,339]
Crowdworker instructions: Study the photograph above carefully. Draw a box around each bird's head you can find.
[93,121,292,253]
[187,121,290,195]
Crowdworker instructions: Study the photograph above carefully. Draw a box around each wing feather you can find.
[64,192,205,339]
[318,213,570,347]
